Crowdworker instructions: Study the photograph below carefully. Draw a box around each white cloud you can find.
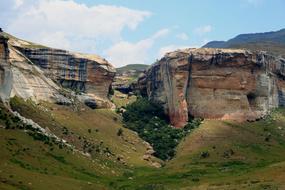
[105,29,170,67]
[5,0,151,52]
[14,0,24,8]
[151,28,170,39]
[38,31,71,50]
[0,0,22,24]
[194,25,212,35]
[176,33,189,41]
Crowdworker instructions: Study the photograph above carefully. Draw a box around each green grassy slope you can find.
[111,109,285,189]
[1,97,285,189]
[116,64,149,74]
[0,128,109,190]
[203,28,285,58]
[111,90,137,108]
[114,64,150,86]
[0,98,159,190]
[9,97,158,167]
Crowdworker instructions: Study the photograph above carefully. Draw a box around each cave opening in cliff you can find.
[247,92,257,108]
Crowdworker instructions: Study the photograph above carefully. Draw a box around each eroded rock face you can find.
[10,40,115,99]
[0,34,12,101]
[0,32,115,108]
[139,48,285,128]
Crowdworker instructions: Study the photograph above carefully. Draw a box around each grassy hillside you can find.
[113,64,150,92]
[1,97,285,189]
[227,29,285,44]
[203,28,285,57]
[0,98,159,190]
[0,128,109,190]
[116,64,149,74]
[112,109,285,189]
[111,90,137,108]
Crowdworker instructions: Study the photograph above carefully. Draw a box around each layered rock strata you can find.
[0,32,115,108]
[8,35,115,99]
[138,48,285,128]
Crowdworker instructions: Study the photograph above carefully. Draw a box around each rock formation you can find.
[0,32,115,108]
[0,34,12,101]
[113,64,149,94]
[138,48,285,128]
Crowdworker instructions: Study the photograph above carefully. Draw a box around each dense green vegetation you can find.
[122,98,201,160]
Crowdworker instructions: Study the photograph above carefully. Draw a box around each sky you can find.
[0,0,285,67]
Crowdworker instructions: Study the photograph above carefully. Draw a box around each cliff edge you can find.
[0,32,115,108]
[138,48,285,127]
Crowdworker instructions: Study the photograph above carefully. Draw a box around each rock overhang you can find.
[138,48,285,128]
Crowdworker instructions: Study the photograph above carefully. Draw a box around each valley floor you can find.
[1,98,285,189]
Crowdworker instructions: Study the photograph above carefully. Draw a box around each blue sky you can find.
[1,0,284,67]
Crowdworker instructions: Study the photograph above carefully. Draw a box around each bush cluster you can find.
[122,98,202,160]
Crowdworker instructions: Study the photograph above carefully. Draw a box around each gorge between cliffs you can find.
[1,22,285,189]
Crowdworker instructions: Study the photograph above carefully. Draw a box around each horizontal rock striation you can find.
[13,45,115,100]
[0,32,115,108]
[138,48,285,128]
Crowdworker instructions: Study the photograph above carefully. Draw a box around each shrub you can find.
[122,98,201,160]
[62,127,69,135]
[117,128,123,136]
[184,118,203,133]
[200,151,210,158]
[109,87,114,96]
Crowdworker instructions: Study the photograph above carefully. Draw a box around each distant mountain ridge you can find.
[203,28,285,57]
[116,64,149,74]
[113,64,150,94]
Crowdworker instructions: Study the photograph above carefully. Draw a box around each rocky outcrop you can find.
[113,65,148,95]
[9,35,115,99]
[0,32,115,108]
[138,48,285,128]
[0,34,12,101]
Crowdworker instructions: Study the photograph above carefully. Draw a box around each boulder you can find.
[142,154,151,161]
[84,99,97,109]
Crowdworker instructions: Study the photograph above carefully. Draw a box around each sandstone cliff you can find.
[0,34,11,100]
[0,32,115,108]
[138,48,285,128]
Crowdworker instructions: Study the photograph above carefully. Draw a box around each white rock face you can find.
[0,35,12,101]
[0,32,114,107]
[1,44,69,103]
